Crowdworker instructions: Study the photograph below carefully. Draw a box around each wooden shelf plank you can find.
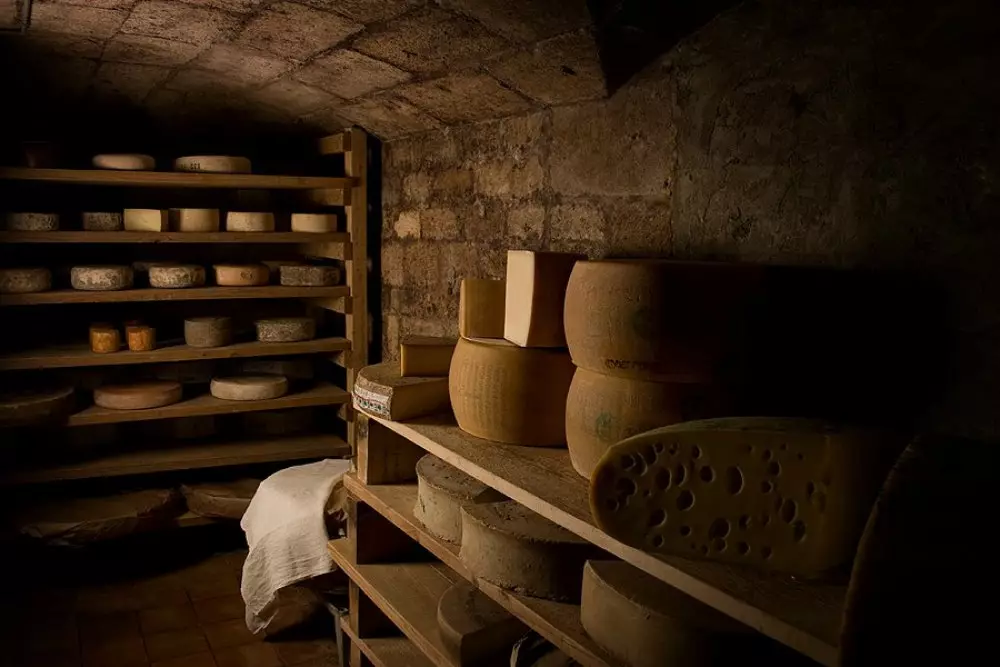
[0,285,350,306]
[0,337,351,371]
[343,475,619,667]
[64,382,349,427]
[328,538,462,667]
[370,416,843,667]
[1,433,350,484]
[0,231,349,244]
[341,622,433,667]
[0,167,353,190]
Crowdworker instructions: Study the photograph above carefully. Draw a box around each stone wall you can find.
[380,0,1000,439]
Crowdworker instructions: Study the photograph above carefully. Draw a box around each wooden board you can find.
[0,285,349,306]
[371,417,844,667]
[328,538,462,667]
[0,231,349,244]
[0,337,351,370]
[0,167,354,191]
[1,434,349,484]
[344,127,369,450]
[66,382,349,427]
[319,133,350,155]
[343,475,619,667]
[341,621,432,667]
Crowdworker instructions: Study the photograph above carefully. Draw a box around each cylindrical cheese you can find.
[184,317,233,348]
[93,382,182,410]
[213,264,269,286]
[279,265,340,286]
[71,265,134,291]
[92,154,155,170]
[242,408,314,436]
[182,479,260,520]
[449,337,574,446]
[0,386,74,427]
[290,213,337,233]
[254,317,316,343]
[5,212,58,231]
[89,324,121,353]
[210,376,289,401]
[170,208,220,232]
[0,268,52,294]
[126,325,156,351]
[124,209,168,232]
[414,455,505,544]
[174,155,251,173]
[148,264,206,289]
[82,212,123,231]
[225,211,275,232]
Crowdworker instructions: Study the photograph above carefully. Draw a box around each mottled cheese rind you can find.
[0,268,52,294]
[148,265,206,289]
[183,317,232,348]
[82,212,123,231]
[414,454,505,544]
[254,317,316,343]
[209,376,289,401]
[70,265,134,291]
[279,265,341,287]
[5,212,59,231]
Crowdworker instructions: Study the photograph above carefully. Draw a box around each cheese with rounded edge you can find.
[182,479,260,520]
[148,264,206,289]
[225,211,274,232]
[214,264,269,286]
[437,582,526,665]
[94,382,182,410]
[449,337,574,446]
[279,264,340,286]
[71,265,134,291]
[504,251,583,347]
[89,324,121,353]
[353,362,449,420]
[184,317,232,348]
[291,213,337,233]
[170,208,220,232]
[92,154,155,170]
[175,155,251,173]
[82,212,123,231]
[460,278,505,339]
[414,455,505,544]
[124,209,168,232]
[460,500,601,601]
[0,268,52,294]
[5,212,58,231]
[210,375,289,401]
[126,325,156,351]
[254,317,315,342]
[0,386,74,426]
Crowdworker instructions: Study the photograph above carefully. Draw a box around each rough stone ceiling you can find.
[5,0,607,140]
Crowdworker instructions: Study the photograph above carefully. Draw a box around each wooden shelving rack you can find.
[334,412,846,667]
[0,129,371,514]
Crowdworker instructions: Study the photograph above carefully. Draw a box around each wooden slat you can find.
[344,127,368,451]
[305,295,351,314]
[319,133,351,155]
[0,231,350,244]
[308,187,350,206]
[343,475,619,667]
[1,434,350,484]
[65,382,350,427]
[0,285,350,306]
[371,417,844,667]
[0,167,354,190]
[341,621,432,667]
[0,337,351,371]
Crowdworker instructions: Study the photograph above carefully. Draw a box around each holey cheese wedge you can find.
[589,418,904,578]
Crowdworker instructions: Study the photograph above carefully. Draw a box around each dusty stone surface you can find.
[190,44,293,87]
[396,73,534,124]
[235,2,363,61]
[121,1,238,45]
[31,3,128,39]
[441,0,591,43]
[250,78,336,116]
[337,92,440,139]
[102,34,205,67]
[295,50,411,99]
[487,29,605,105]
[93,62,171,104]
[300,0,419,23]
[25,31,106,59]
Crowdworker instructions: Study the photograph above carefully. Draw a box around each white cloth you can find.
[241,459,351,635]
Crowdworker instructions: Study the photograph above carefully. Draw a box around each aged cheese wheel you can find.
[5,212,59,231]
[89,324,121,353]
[437,582,526,665]
[460,501,601,601]
[71,265,134,291]
[92,154,155,170]
[175,155,251,173]
[449,337,574,446]
[184,317,232,348]
[170,208,220,232]
[414,455,505,544]
[353,362,450,421]
[242,408,314,436]
[279,264,340,287]
[460,278,505,339]
[255,317,315,342]
[148,264,206,289]
[589,418,905,577]
[400,336,456,377]
[94,382,181,410]
[214,264,269,286]
[225,212,274,232]
[0,268,52,294]
[0,386,74,426]
[82,212,123,231]
[290,213,337,233]
[126,325,156,351]
[240,358,315,380]
[505,251,583,348]
[210,375,289,401]
[124,209,168,232]
[182,479,260,520]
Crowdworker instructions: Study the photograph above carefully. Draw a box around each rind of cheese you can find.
[93,382,182,410]
[210,375,289,401]
[279,265,340,287]
[225,212,274,232]
[70,265,134,291]
[5,212,59,231]
[449,337,574,446]
[89,324,121,353]
[254,317,316,343]
[183,317,232,348]
[126,325,156,351]
[92,154,155,170]
[213,264,269,286]
[82,212,123,231]
[400,335,456,377]
[0,268,52,294]
[123,209,168,232]
[148,264,206,289]
[174,155,251,173]
[504,251,583,347]
[0,386,75,426]
[414,455,505,543]
[589,417,905,577]
[437,582,526,665]
[290,213,337,233]
[170,208,220,232]
[459,278,505,339]
[182,479,260,520]
[353,362,450,421]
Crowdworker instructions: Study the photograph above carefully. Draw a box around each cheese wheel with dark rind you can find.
[148,265,206,289]
[82,212,123,231]
[183,317,232,348]
[254,317,316,342]
[71,265,134,291]
[209,376,289,401]
[0,386,74,426]
[93,382,182,410]
[0,268,52,294]
[279,265,340,287]
[5,212,59,231]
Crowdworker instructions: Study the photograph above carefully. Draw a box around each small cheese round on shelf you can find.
[209,375,289,401]
[148,264,206,289]
[89,324,121,354]
[183,316,233,348]
[279,264,340,287]
[91,154,155,170]
[170,208,220,232]
[82,212,123,231]
[0,268,52,294]
[414,455,505,544]
[254,317,316,343]
[225,212,275,232]
[5,212,59,231]
[126,325,156,351]
[70,265,134,291]
[93,381,182,410]
[174,155,251,173]
[290,213,337,233]
[213,264,269,286]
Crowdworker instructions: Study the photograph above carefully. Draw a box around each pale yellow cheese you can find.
[504,251,582,347]
[353,362,450,421]
[414,455,504,543]
[174,155,251,173]
[459,278,505,339]
[0,268,51,294]
[148,264,206,289]
[82,212,123,231]
[124,209,168,232]
[225,212,275,232]
[93,382,182,410]
[92,154,155,170]
[70,265,134,291]
[400,336,456,377]
[5,212,58,231]
[210,376,289,401]
[170,208,220,232]
[213,264,269,286]
[290,213,337,233]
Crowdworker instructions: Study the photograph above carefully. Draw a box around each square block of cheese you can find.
[124,209,168,232]
[459,278,505,339]
[504,251,583,347]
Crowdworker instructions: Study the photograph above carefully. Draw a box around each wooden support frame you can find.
[356,414,424,485]
[344,127,369,452]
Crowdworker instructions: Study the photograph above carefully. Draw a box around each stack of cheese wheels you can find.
[0,268,52,294]
[413,455,505,544]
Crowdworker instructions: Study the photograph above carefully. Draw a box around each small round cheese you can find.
[92,154,155,170]
[124,209,168,232]
[213,264,269,286]
[126,325,156,351]
[210,376,289,401]
[71,265,134,291]
[5,212,59,231]
[279,265,340,287]
[93,382,182,410]
[174,155,251,173]
[414,455,505,544]
[171,208,220,232]
[184,317,232,348]
[290,213,337,233]
[254,317,316,343]
[225,212,275,232]
[148,264,206,289]
[89,325,121,353]
[0,268,52,294]
[82,212,123,231]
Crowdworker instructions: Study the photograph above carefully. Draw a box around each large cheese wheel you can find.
[353,362,450,421]
[82,212,123,231]
[460,500,601,601]
[400,336,456,377]
[175,155,251,173]
[242,408,314,436]
[148,264,206,289]
[290,213,337,233]
[184,317,232,348]
[182,479,260,520]
[504,251,582,347]
[255,317,315,342]
[460,278,505,339]
[123,209,168,232]
[210,376,289,401]
[589,417,905,577]
[279,264,340,287]
[214,264,269,286]
[437,582,526,665]
[5,212,58,231]
[0,386,74,426]
[449,337,574,446]
[71,265,134,291]
[566,368,727,479]
[92,154,155,170]
[0,268,51,294]
[94,382,182,410]
[414,455,505,544]
[170,208,220,232]
[225,212,274,232]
